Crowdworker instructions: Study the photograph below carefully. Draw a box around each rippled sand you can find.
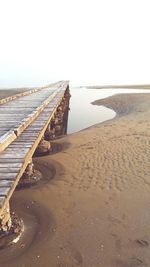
[0,91,150,267]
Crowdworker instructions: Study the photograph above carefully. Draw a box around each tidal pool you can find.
[67,87,150,134]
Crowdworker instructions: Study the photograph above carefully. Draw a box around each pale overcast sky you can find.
[0,0,150,87]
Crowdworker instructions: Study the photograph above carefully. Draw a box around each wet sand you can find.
[0,90,150,267]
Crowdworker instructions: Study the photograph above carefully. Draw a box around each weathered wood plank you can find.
[0,180,13,187]
[0,154,26,159]
[0,173,18,180]
[0,196,5,208]
[0,131,16,153]
[0,187,10,196]
[0,168,20,173]
[0,162,23,167]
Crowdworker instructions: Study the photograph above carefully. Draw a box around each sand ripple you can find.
[53,93,150,192]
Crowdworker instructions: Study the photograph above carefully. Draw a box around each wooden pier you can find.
[0,81,70,239]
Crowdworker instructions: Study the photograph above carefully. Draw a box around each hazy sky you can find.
[0,0,150,87]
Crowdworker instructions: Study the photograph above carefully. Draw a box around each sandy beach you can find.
[0,89,150,267]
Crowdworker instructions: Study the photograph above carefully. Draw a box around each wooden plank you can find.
[3,149,29,154]
[15,138,37,142]
[23,129,43,132]
[0,113,26,115]
[0,180,13,187]
[0,148,29,154]
[0,187,10,196]
[0,131,16,153]
[0,153,27,159]
[7,145,32,149]
[0,162,23,167]
[0,173,18,180]
[0,121,23,123]
[0,168,20,173]
[0,196,5,208]
[9,143,33,147]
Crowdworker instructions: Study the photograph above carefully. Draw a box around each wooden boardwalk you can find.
[0,81,70,232]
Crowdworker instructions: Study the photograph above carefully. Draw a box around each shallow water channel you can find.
[67,87,150,133]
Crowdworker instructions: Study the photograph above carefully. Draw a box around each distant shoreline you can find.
[81,84,150,89]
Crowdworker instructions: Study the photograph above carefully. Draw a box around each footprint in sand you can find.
[68,245,83,265]
[128,238,149,250]
[134,239,149,248]
[115,257,146,267]
[73,250,83,265]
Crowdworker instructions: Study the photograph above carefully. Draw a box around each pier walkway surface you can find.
[0,81,70,234]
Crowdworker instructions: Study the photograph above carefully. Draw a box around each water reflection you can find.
[67,87,150,134]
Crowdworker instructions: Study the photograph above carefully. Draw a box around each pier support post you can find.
[54,112,64,137]
[0,202,11,233]
[0,202,23,249]
[35,136,52,155]
[45,87,71,140]
[23,160,34,177]
[44,123,55,141]
[18,160,42,188]
[54,90,71,137]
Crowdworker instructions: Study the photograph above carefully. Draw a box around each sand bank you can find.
[0,90,150,267]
